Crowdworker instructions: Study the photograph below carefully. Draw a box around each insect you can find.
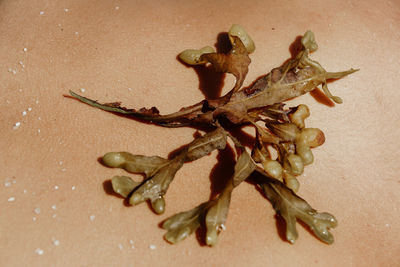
[70,25,358,246]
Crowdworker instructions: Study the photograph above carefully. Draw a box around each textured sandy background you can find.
[1,0,399,266]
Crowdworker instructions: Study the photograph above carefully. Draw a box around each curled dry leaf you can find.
[201,35,251,93]
[69,25,358,246]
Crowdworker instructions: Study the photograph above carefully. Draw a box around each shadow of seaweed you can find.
[193,65,225,99]
[310,88,335,107]
[215,32,232,54]
[289,35,303,59]
[208,145,236,200]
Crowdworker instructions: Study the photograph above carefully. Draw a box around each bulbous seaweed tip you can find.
[103,152,124,167]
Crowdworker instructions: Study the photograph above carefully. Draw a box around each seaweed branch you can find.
[69,25,358,246]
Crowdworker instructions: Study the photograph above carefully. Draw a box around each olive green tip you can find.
[103,152,125,167]
[151,197,165,214]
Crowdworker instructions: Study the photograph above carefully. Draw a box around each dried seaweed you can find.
[69,25,358,246]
